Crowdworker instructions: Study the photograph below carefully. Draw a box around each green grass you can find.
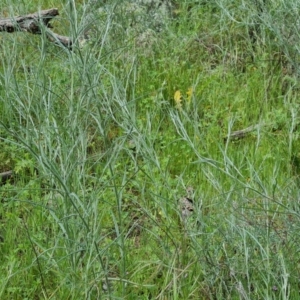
[1,0,300,299]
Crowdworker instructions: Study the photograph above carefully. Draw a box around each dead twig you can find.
[0,8,72,49]
[224,124,261,142]
[0,170,13,184]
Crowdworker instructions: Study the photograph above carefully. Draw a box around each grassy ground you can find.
[1,0,300,299]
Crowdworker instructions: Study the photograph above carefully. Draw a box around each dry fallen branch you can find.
[224,124,261,142]
[0,8,72,49]
[0,170,13,184]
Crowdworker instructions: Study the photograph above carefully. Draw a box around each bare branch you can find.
[224,124,261,142]
[0,8,72,49]
[0,170,13,184]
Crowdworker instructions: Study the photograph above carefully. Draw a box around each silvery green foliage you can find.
[129,0,173,32]
[123,0,173,55]
[80,0,173,54]
[79,0,174,56]
[82,0,173,33]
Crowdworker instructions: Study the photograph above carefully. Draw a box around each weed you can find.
[1,0,300,299]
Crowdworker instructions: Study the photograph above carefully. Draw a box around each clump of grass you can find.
[1,0,300,299]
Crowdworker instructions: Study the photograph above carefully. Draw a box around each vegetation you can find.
[1,0,300,298]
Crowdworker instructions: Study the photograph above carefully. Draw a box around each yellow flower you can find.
[186,87,193,104]
[174,90,182,109]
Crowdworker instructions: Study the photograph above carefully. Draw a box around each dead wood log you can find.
[0,8,72,49]
[0,170,13,184]
[224,124,261,142]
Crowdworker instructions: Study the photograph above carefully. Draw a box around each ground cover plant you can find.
[1,0,300,299]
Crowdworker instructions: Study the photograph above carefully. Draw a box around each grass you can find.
[1,0,300,299]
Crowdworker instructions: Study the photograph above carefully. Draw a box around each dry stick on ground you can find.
[0,170,13,184]
[224,124,262,142]
[0,8,72,49]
